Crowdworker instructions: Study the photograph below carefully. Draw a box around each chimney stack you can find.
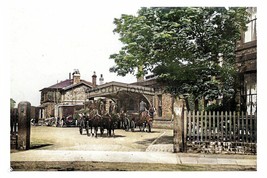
[72,69,80,84]
[99,74,104,85]
[92,71,97,88]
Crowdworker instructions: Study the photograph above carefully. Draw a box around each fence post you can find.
[18,101,31,150]
[173,99,185,153]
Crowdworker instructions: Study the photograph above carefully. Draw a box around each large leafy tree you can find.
[110,7,249,110]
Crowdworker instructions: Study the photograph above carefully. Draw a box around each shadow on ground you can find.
[130,130,161,133]
[30,144,53,149]
[135,138,156,146]
[83,134,126,138]
[154,135,173,144]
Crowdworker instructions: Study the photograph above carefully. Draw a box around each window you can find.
[158,95,162,117]
[244,7,257,43]
[244,73,257,115]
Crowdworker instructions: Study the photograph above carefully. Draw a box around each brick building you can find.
[235,7,257,114]
[39,69,97,118]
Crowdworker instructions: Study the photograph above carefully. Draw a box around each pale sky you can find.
[8,1,142,106]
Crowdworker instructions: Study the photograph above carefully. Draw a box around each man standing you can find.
[139,100,147,112]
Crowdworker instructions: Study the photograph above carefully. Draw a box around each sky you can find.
[8,1,142,106]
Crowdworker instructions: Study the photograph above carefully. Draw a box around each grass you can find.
[11,161,256,171]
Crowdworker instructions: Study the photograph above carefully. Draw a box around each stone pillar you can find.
[173,98,185,153]
[18,101,31,150]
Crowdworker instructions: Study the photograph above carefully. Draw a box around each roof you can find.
[40,79,93,91]
[87,81,156,98]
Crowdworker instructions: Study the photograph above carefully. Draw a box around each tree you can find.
[10,98,16,109]
[110,7,249,110]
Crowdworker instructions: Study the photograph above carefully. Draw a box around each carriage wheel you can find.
[130,120,135,132]
[125,119,130,131]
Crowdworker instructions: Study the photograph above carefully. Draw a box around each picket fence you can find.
[183,111,257,154]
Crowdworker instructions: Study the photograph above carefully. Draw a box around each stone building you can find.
[39,70,99,118]
[235,7,257,114]
[86,75,175,128]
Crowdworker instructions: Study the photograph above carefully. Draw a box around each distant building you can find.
[39,70,98,118]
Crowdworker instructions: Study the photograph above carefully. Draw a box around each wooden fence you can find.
[183,111,257,154]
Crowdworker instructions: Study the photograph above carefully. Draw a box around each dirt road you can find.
[28,126,173,152]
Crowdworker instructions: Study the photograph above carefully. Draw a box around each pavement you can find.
[10,150,256,166]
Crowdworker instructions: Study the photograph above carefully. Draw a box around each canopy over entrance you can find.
[86,82,157,113]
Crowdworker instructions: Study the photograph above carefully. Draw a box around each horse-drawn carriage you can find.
[124,111,153,132]
[79,111,119,137]
[78,100,154,137]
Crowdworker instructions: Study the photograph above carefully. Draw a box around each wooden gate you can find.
[182,111,257,154]
[10,108,18,149]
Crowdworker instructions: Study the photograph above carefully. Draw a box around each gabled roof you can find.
[40,79,93,91]
[63,81,92,91]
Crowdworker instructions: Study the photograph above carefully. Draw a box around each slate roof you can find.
[40,79,93,91]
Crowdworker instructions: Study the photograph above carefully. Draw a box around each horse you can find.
[90,111,102,138]
[101,113,115,137]
[130,111,152,132]
[79,115,90,135]
[141,110,153,132]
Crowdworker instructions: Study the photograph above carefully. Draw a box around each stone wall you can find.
[186,141,256,155]
[162,94,173,119]
[152,93,173,120]
[236,40,257,73]
[63,86,88,103]
[43,102,55,118]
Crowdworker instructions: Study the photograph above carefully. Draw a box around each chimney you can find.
[92,71,97,88]
[72,69,80,84]
[99,74,104,85]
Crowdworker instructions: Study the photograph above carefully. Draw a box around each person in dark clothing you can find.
[149,105,155,118]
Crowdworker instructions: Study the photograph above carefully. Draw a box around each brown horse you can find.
[140,111,153,132]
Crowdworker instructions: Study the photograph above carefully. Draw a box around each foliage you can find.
[205,103,224,111]
[110,7,249,108]
[10,98,16,109]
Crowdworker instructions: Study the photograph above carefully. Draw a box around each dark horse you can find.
[101,113,116,137]
[89,111,102,138]
[79,115,88,135]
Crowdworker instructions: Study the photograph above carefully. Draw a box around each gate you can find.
[10,101,32,150]
[10,108,18,149]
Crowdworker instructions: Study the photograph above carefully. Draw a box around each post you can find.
[173,98,185,153]
[18,101,31,150]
